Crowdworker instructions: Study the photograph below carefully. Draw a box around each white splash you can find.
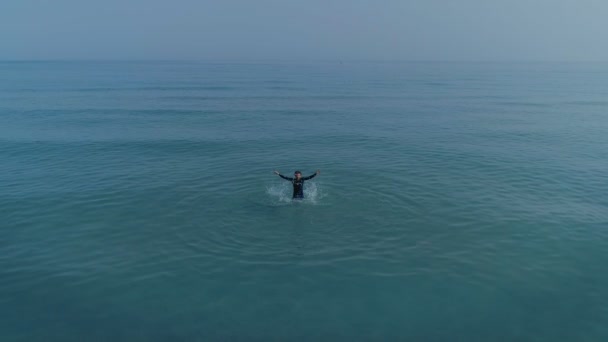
[266,181,325,205]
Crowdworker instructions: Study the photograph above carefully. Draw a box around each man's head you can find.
[294,171,302,179]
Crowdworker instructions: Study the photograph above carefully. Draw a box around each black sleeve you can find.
[302,173,317,181]
[279,174,294,181]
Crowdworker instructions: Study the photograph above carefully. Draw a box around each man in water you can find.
[273,170,320,199]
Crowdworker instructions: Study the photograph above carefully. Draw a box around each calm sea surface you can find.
[1,61,607,341]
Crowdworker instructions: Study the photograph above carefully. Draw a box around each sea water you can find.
[1,61,607,341]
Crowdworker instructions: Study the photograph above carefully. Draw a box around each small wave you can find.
[563,100,608,107]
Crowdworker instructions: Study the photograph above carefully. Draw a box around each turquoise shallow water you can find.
[1,61,608,341]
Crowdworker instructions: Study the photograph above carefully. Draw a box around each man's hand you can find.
[273,170,280,175]
[316,170,320,174]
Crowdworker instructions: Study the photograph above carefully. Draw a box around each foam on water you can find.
[265,181,325,205]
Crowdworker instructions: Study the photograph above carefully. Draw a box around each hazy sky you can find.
[1,0,607,61]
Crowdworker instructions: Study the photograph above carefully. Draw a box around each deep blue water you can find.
[1,61,608,341]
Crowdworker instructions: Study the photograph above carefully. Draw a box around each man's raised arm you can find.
[274,170,293,181]
[302,170,320,180]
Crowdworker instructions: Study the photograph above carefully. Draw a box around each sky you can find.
[1,0,607,61]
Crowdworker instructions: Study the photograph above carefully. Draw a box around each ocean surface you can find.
[1,61,607,341]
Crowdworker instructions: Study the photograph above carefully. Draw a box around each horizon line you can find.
[1,58,607,64]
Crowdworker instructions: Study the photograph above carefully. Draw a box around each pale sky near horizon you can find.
[1,0,607,61]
